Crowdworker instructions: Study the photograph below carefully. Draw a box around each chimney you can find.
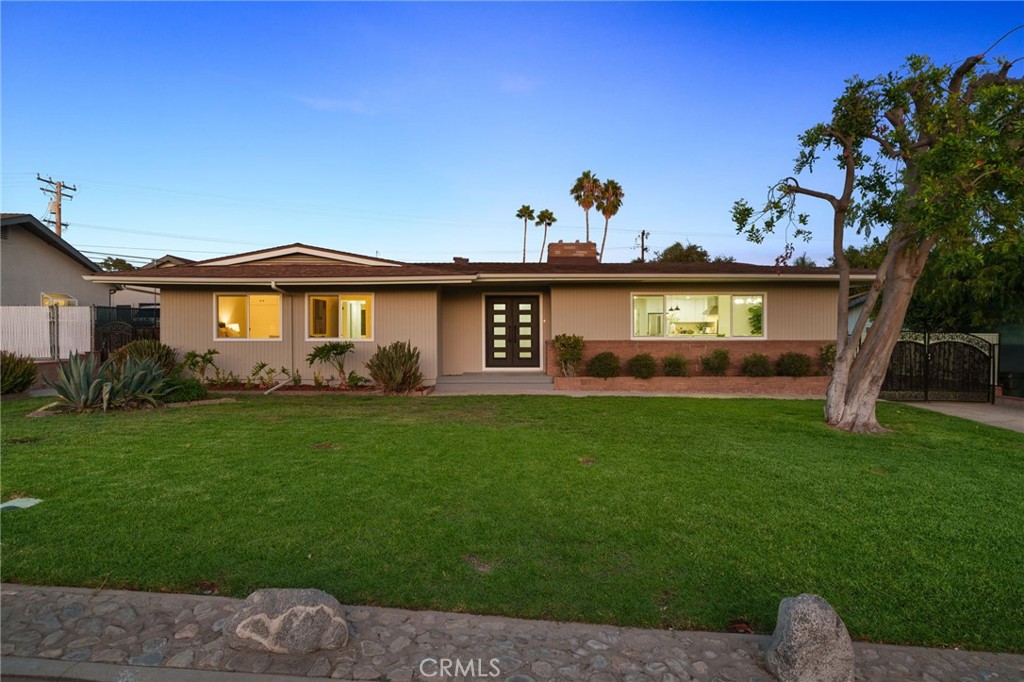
[546,240,599,264]
[452,256,470,264]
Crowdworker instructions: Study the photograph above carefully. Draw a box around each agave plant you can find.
[44,354,110,412]
[44,354,170,413]
[105,357,171,409]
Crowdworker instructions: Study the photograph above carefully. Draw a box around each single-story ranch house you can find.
[86,241,874,384]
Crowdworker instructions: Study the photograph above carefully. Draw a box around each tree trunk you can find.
[599,218,609,263]
[825,242,929,433]
[584,210,590,243]
[539,226,548,263]
[522,219,528,263]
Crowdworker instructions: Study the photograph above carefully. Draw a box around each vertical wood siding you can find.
[440,289,483,375]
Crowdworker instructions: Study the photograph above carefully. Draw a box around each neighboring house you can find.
[109,254,195,307]
[1,213,108,307]
[86,241,875,385]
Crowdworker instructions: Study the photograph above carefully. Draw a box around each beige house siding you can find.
[438,288,551,375]
[161,287,439,384]
[0,227,108,307]
[550,283,837,341]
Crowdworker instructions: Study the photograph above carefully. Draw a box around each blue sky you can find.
[2,2,1020,265]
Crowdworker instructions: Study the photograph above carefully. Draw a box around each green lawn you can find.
[2,395,1022,652]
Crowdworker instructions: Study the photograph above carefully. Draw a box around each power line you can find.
[37,174,77,237]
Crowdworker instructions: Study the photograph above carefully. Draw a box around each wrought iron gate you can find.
[880,332,995,403]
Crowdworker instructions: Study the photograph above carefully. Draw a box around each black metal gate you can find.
[880,332,994,403]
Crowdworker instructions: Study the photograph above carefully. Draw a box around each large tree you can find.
[733,49,1023,433]
[655,241,710,263]
[515,204,535,263]
[595,179,624,262]
[535,209,557,262]
[570,170,601,243]
[99,256,137,272]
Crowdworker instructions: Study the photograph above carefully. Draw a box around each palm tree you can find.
[535,209,557,262]
[515,204,535,263]
[595,179,624,263]
[570,171,601,243]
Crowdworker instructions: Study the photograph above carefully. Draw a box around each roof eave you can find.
[83,275,477,286]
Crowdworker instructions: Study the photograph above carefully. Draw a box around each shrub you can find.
[44,354,169,413]
[366,341,423,393]
[552,334,585,376]
[776,351,813,377]
[346,371,370,388]
[281,367,302,386]
[820,342,837,374]
[586,351,621,378]
[1,352,37,394]
[164,376,209,403]
[662,355,689,377]
[306,341,355,378]
[183,348,219,382]
[626,353,657,379]
[741,353,774,377]
[113,340,180,377]
[700,349,730,376]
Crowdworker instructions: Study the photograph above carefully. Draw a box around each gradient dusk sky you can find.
[2,2,1021,265]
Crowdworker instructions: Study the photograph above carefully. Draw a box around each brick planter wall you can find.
[554,375,830,397]
[546,339,829,377]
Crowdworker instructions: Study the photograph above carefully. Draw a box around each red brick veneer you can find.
[546,339,829,377]
[554,375,829,396]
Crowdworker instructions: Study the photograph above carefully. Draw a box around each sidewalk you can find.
[3,584,1022,682]
[909,401,1024,433]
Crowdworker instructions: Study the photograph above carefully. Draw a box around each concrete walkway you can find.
[909,401,1024,434]
[3,584,1023,682]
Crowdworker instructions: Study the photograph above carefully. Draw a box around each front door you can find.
[485,296,540,368]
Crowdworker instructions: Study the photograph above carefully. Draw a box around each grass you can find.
[1,394,1022,652]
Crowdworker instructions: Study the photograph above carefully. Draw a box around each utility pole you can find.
[636,229,651,262]
[37,174,77,237]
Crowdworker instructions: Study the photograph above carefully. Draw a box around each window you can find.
[41,292,77,307]
[216,294,281,339]
[631,294,764,338]
[307,294,373,340]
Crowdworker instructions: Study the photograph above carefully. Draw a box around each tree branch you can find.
[949,54,983,96]
[866,133,906,161]
[784,180,840,208]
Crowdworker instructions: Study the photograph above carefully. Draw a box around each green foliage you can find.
[248,362,279,387]
[164,376,209,403]
[571,170,602,241]
[211,367,241,389]
[112,340,179,377]
[625,353,657,379]
[183,348,219,382]
[820,343,837,374]
[346,371,370,389]
[699,349,730,376]
[655,241,710,263]
[741,353,774,377]
[312,371,329,388]
[775,352,813,377]
[586,351,621,379]
[747,304,763,336]
[535,209,557,262]
[516,204,535,263]
[552,334,584,377]
[1,352,37,395]
[366,341,423,394]
[306,341,355,377]
[662,355,689,377]
[99,256,137,272]
[281,367,302,386]
[596,178,624,262]
[44,354,169,413]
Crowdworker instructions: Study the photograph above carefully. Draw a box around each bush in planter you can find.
[552,334,584,376]
[367,340,423,393]
[776,351,813,377]
[44,354,170,413]
[164,376,209,403]
[626,353,657,379]
[662,355,689,377]
[586,351,621,378]
[819,342,837,375]
[1,351,37,394]
[700,349,730,376]
[741,353,774,377]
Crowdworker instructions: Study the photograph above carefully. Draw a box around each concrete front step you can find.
[436,372,553,385]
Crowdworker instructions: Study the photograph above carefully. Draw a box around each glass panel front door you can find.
[486,296,540,368]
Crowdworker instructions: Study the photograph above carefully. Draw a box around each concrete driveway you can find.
[909,401,1024,434]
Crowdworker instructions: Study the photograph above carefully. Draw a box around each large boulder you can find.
[764,594,854,682]
[224,588,349,654]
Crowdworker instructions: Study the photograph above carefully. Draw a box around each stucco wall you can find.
[0,227,109,307]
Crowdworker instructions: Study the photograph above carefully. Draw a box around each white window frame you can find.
[303,293,375,342]
[41,292,78,307]
[629,291,767,340]
[212,292,284,342]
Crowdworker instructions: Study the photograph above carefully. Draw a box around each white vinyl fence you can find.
[1,306,93,359]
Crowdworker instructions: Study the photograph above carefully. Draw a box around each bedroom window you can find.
[216,294,281,339]
[307,294,373,340]
[631,294,764,338]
